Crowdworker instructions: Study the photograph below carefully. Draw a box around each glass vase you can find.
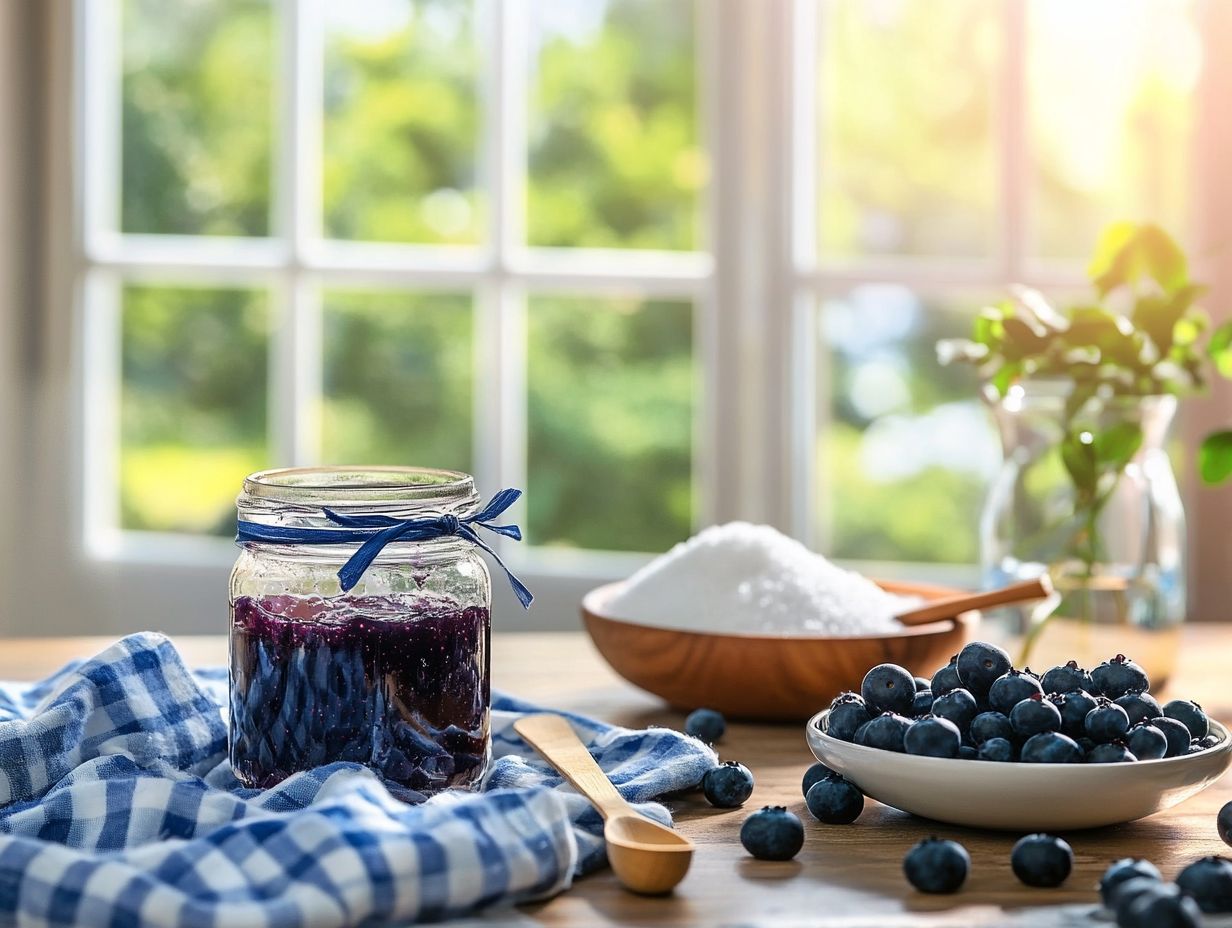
[981,382,1186,686]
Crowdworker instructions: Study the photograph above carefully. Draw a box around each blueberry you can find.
[913,676,931,692]
[685,708,726,743]
[931,688,978,732]
[1126,724,1168,760]
[1075,736,1096,756]
[977,737,1015,762]
[958,744,978,760]
[902,837,970,894]
[1121,885,1202,928]
[701,761,754,808]
[970,711,1013,746]
[1163,699,1209,740]
[989,669,1043,715]
[1115,692,1162,726]
[1111,877,1171,924]
[854,712,913,753]
[1085,698,1131,743]
[826,693,872,742]
[805,773,864,825]
[740,806,805,861]
[1150,716,1192,757]
[1040,659,1094,695]
[930,657,963,699]
[1051,689,1098,739]
[904,716,962,758]
[1011,833,1073,887]
[1090,654,1149,698]
[955,641,1012,701]
[861,663,916,715]
[1218,800,1232,847]
[1010,693,1062,739]
[912,689,935,717]
[1176,856,1232,913]
[1099,858,1163,907]
[1020,731,1083,764]
[802,761,834,797]
[1086,742,1136,764]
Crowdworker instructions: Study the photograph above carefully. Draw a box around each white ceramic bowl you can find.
[806,710,1232,831]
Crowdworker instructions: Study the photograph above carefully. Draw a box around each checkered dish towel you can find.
[0,633,717,927]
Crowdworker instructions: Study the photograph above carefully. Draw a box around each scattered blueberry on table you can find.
[1010,833,1072,888]
[685,707,726,743]
[1218,800,1232,847]
[819,641,1222,763]
[1100,858,1163,907]
[1109,877,1169,926]
[739,806,805,861]
[902,837,969,894]
[801,760,834,797]
[1175,856,1232,913]
[1121,885,1201,928]
[701,761,754,808]
[804,772,864,825]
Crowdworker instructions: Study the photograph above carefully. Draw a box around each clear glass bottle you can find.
[229,467,492,797]
[982,382,1185,684]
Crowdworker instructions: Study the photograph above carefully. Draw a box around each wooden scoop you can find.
[895,575,1054,627]
[514,713,695,895]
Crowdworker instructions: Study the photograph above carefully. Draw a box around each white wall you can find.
[0,2,39,637]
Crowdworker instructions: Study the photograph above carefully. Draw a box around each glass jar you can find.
[982,382,1186,684]
[228,467,492,797]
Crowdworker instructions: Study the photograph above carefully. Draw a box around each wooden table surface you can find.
[3,629,1232,927]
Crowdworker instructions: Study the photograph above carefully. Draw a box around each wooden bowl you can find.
[581,580,978,721]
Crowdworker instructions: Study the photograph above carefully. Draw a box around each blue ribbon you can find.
[235,487,533,608]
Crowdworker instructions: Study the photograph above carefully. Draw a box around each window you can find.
[48,0,1224,634]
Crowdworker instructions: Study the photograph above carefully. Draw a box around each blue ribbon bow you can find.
[235,487,533,608]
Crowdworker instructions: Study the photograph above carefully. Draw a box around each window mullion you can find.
[1000,0,1027,281]
[272,0,322,466]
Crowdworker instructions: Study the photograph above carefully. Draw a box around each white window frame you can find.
[21,0,1231,638]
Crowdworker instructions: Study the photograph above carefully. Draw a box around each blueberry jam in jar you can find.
[229,467,494,796]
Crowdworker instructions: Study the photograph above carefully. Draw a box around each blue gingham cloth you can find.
[0,633,717,927]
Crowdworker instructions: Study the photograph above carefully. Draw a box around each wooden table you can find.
[3,629,1231,926]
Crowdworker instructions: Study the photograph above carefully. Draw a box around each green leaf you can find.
[1209,321,1232,378]
[1064,306,1149,368]
[1093,421,1143,471]
[1199,430,1232,484]
[1089,222,1188,297]
[1060,429,1097,495]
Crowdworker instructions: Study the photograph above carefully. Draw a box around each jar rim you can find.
[241,466,475,507]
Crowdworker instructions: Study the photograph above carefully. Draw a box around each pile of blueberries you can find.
[1098,855,1232,928]
[825,640,1218,763]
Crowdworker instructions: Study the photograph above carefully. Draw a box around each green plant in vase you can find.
[939,222,1232,671]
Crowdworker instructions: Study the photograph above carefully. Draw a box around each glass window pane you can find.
[121,0,274,236]
[121,284,269,534]
[527,0,704,251]
[817,287,998,563]
[528,295,693,551]
[323,1,482,244]
[817,0,999,259]
[321,289,473,469]
[1028,0,1199,259]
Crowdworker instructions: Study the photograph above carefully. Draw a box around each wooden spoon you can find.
[895,575,1054,627]
[513,713,695,895]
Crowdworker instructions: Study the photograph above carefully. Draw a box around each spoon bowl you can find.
[604,814,694,895]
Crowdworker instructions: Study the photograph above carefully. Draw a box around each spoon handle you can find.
[895,575,1054,627]
[514,714,632,821]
